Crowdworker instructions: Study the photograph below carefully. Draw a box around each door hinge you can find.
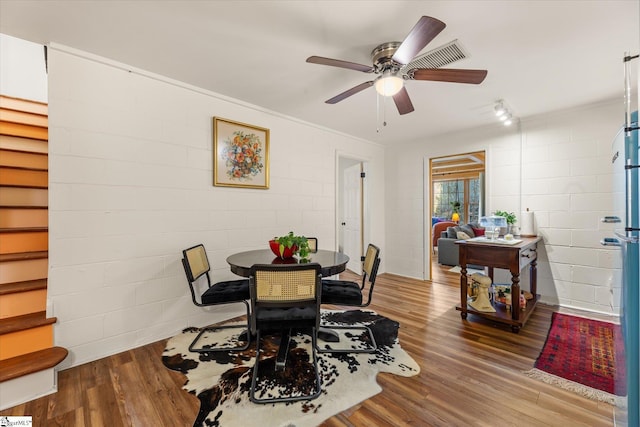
[360,255,366,262]
[360,172,366,178]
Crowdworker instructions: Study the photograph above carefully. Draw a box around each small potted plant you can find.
[494,210,517,234]
[269,231,310,260]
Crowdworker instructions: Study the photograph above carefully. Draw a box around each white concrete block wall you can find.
[385,151,425,278]
[47,45,385,369]
[520,102,622,312]
[385,101,622,315]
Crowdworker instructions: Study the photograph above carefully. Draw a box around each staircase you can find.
[0,95,67,409]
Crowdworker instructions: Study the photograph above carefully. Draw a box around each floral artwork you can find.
[213,117,269,189]
[222,131,264,180]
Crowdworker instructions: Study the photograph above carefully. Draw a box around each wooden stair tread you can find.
[0,251,48,262]
[0,346,68,382]
[0,96,48,116]
[0,164,48,172]
[0,205,48,210]
[0,311,56,335]
[0,226,48,233]
[0,279,47,295]
[0,135,48,154]
[0,184,48,190]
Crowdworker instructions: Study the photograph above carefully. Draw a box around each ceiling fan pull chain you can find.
[383,93,388,127]
[376,93,390,133]
[376,92,381,133]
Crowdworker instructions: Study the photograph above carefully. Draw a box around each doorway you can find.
[337,155,368,274]
[427,151,486,278]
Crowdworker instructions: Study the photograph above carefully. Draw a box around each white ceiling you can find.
[1,1,638,146]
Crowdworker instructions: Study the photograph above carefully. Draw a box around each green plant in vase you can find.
[494,210,517,234]
[271,231,310,260]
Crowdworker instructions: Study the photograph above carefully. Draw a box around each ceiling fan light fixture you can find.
[375,71,404,96]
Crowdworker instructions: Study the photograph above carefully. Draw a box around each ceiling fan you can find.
[306,16,488,115]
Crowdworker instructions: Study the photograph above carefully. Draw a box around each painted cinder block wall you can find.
[10,37,625,374]
[47,44,386,369]
[385,100,622,314]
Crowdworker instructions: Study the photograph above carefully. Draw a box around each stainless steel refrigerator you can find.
[606,108,639,427]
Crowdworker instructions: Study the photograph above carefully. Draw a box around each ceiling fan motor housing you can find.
[371,42,403,74]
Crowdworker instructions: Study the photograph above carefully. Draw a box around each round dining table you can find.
[226,249,349,278]
[227,248,350,344]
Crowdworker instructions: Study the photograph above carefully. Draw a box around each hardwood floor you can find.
[2,263,615,426]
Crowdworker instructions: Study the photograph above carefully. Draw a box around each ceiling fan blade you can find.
[306,56,374,73]
[411,68,488,84]
[392,87,414,115]
[392,16,446,65]
[325,81,374,104]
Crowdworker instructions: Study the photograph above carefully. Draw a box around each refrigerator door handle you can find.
[600,216,622,223]
[600,237,622,247]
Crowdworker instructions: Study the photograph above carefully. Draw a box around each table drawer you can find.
[519,247,537,269]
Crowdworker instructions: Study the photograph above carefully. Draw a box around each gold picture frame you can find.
[213,117,269,189]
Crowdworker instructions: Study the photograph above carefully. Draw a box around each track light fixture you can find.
[494,100,516,126]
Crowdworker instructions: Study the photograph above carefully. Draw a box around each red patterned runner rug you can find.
[525,312,626,404]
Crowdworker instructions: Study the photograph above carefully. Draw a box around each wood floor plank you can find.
[0,262,616,426]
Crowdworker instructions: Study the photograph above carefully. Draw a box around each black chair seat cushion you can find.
[256,306,316,322]
[201,279,250,304]
[321,280,363,305]
[256,306,317,330]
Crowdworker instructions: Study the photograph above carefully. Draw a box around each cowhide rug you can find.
[162,309,420,427]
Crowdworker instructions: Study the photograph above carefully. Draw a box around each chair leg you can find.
[275,328,291,371]
[316,324,377,354]
[250,328,322,404]
[189,301,251,353]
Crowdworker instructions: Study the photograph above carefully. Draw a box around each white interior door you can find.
[343,163,362,273]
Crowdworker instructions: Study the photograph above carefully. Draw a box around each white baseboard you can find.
[0,368,58,411]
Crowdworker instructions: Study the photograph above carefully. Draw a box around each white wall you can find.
[386,100,623,314]
[47,44,385,369]
[521,102,622,313]
[6,33,623,372]
[0,34,47,102]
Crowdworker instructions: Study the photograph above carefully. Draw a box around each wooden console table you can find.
[455,236,542,332]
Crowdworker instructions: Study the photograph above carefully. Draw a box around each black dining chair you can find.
[248,263,322,404]
[181,244,251,352]
[306,237,318,253]
[318,243,381,353]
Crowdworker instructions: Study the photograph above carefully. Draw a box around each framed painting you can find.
[213,117,269,189]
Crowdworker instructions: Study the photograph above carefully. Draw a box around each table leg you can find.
[460,264,468,319]
[511,270,521,322]
[530,258,538,296]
